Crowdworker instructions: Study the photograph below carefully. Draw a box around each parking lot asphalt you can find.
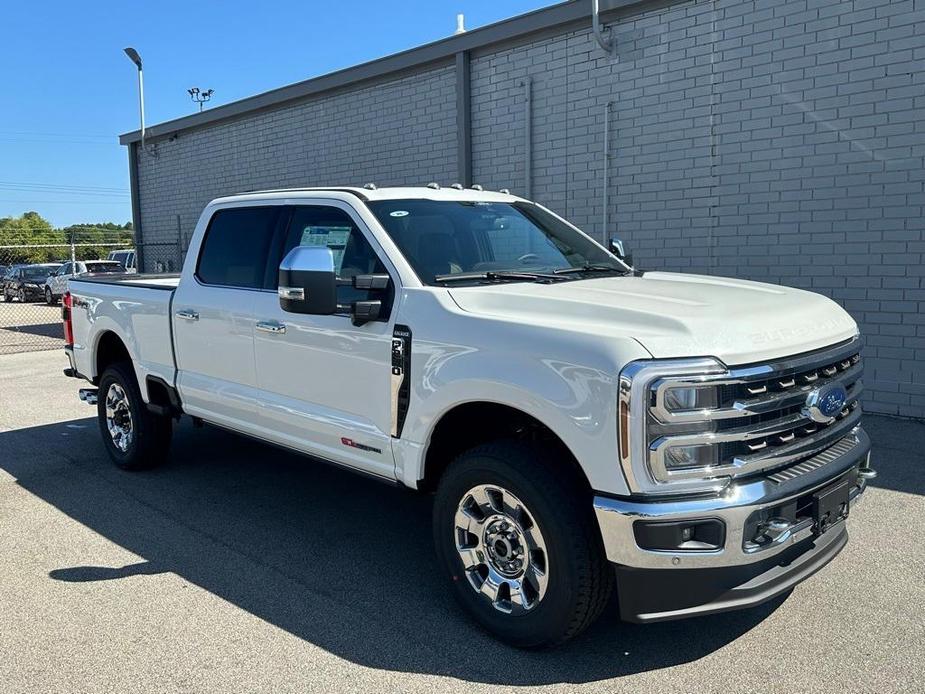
[0,300,63,354]
[0,349,922,693]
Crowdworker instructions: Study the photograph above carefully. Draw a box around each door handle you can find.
[176,309,199,321]
[256,320,287,335]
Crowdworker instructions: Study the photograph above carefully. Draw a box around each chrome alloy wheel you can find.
[454,484,549,614]
[105,383,134,452]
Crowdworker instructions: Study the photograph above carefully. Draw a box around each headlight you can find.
[618,358,728,496]
[663,386,718,412]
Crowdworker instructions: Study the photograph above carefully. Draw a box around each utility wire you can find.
[0,181,129,193]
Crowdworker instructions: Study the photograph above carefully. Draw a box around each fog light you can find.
[633,519,725,552]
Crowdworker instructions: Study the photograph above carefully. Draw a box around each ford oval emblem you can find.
[804,383,848,423]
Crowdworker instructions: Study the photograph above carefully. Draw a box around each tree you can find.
[0,212,62,263]
[0,213,135,265]
[60,221,135,260]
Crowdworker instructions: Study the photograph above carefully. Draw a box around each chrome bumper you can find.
[594,430,872,570]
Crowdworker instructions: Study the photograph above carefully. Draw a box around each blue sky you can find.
[0,0,549,227]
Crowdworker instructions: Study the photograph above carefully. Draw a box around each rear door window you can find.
[197,207,281,289]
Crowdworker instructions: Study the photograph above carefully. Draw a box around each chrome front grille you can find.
[646,338,863,484]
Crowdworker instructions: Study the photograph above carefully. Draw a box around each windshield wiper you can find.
[553,263,629,276]
[433,270,562,284]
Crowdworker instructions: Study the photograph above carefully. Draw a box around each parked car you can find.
[107,249,137,274]
[2,263,61,302]
[62,186,873,647]
[44,260,124,304]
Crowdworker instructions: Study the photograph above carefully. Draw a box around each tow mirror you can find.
[346,274,391,326]
[278,246,337,315]
[609,237,633,266]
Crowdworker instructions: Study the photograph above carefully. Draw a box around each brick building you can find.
[121,0,924,417]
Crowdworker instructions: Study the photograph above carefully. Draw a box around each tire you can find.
[17,287,25,303]
[45,287,56,305]
[433,440,613,648]
[97,361,172,470]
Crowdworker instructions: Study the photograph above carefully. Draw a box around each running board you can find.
[78,388,99,405]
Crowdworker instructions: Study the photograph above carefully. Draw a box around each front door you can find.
[252,202,397,479]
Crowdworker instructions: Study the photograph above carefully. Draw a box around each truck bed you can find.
[74,273,181,290]
[68,275,179,400]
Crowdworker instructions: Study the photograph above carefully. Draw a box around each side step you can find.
[78,388,99,405]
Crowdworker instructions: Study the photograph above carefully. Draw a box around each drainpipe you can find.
[592,0,615,55]
[602,101,612,242]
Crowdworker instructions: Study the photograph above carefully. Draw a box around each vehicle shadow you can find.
[1,417,784,686]
[0,322,63,339]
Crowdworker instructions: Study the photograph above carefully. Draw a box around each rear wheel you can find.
[433,440,613,648]
[97,361,172,470]
[45,287,56,305]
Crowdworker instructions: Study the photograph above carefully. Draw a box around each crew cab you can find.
[62,186,874,646]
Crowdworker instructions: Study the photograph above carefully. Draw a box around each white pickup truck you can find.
[63,186,875,647]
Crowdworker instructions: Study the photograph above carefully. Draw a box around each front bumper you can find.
[594,429,872,622]
[20,284,44,298]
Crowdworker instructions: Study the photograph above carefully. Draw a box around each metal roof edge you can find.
[120,0,643,145]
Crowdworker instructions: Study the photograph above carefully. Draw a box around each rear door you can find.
[251,202,398,479]
[172,205,285,432]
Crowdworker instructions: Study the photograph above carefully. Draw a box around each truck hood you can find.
[447,272,858,366]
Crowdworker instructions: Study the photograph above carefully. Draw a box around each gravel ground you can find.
[0,350,922,693]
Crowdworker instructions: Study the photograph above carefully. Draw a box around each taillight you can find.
[63,292,74,347]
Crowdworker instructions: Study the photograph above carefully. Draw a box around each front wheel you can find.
[433,441,613,647]
[45,287,56,305]
[17,287,26,303]
[97,361,172,470]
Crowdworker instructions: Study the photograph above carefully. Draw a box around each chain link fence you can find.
[0,233,134,355]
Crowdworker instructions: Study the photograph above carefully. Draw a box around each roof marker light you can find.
[426,182,441,189]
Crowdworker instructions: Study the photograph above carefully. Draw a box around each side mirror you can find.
[609,237,633,266]
[346,274,391,326]
[278,246,337,315]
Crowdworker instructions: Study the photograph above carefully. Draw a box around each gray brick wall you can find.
[136,65,457,268]
[470,0,924,417]
[133,0,924,418]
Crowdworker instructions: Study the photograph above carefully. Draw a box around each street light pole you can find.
[123,47,153,156]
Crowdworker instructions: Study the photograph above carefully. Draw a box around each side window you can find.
[282,206,388,305]
[197,207,280,289]
[60,263,72,275]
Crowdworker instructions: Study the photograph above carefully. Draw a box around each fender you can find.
[392,291,651,495]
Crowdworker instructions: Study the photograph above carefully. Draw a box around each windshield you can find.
[85,262,122,273]
[367,200,625,285]
[23,266,55,280]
